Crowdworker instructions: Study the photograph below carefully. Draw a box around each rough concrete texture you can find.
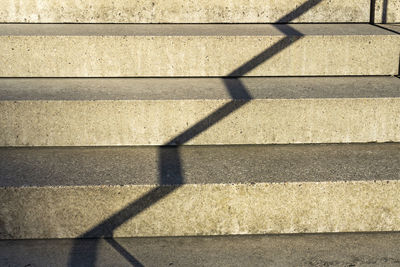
[0,24,398,77]
[375,0,400,23]
[2,233,400,266]
[2,99,400,146]
[1,77,400,145]
[1,143,400,239]
[1,180,400,239]
[0,0,371,23]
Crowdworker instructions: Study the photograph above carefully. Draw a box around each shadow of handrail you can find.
[68,0,322,265]
[276,0,323,23]
[105,238,145,266]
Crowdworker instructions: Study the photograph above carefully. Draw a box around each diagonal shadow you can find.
[276,0,324,23]
[105,238,145,267]
[68,0,322,265]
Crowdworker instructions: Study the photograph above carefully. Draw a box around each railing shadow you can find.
[371,0,389,24]
[68,0,322,265]
[105,238,145,267]
[382,0,388,23]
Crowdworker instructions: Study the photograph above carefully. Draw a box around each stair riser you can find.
[2,98,400,146]
[1,35,398,77]
[1,181,399,239]
[0,0,372,23]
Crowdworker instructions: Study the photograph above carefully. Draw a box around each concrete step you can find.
[0,0,372,23]
[0,24,398,77]
[1,77,400,146]
[1,143,400,239]
[379,23,400,34]
[2,233,400,266]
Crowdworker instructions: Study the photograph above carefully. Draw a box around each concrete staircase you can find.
[1,0,400,266]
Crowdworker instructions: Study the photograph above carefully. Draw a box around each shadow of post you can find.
[382,0,388,23]
[68,0,323,265]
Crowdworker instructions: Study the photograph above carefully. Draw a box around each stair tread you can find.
[378,23,400,34]
[2,143,400,187]
[1,24,398,77]
[3,143,400,238]
[1,77,400,101]
[0,23,396,36]
[2,233,400,266]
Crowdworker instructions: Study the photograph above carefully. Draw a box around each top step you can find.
[0,0,377,23]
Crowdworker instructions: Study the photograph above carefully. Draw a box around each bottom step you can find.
[1,233,400,267]
[1,144,400,239]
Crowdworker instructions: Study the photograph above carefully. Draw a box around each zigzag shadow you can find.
[68,0,323,265]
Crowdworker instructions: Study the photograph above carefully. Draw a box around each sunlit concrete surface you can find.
[1,143,400,239]
[1,77,400,146]
[375,0,400,23]
[0,0,399,261]
[0,0,371,23]
[0,24,398,77]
